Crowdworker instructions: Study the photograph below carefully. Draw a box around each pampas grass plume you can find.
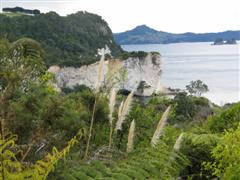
[96,49,105,91]
[127,120,135,153]
[115,90,134,131]
[108,88,117,148]
[108,89,116,125]
[151,105,171,147]
[173,133,184,151]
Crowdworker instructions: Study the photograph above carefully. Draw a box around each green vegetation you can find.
[1,12,24,17]
[205,125,240,179]
[186,80,209,96]
[1,36,240,179]
[208,103,240,132]
[0,11,123,67]
[3,7,41,15]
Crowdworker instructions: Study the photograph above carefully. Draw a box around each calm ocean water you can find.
[122,42,240,105]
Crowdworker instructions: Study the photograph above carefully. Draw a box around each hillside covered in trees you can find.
[0,10,123,67]
[3,7,41,15]
[114,25,240,45]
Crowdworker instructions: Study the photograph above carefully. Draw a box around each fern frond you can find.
[31,128,86,179]
[0,127,23,180]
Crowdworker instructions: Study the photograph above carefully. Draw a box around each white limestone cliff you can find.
[48,52,162,96]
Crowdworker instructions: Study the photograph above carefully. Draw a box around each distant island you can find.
[114,25,240,45]
[213,38,237,45]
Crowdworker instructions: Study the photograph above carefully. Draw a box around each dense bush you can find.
[208,103,240,132]
[179,133,219,179]
[3,7,41,15]
[170,92,197,123]
[170,92,213,125]
[50,140,187,180]
[205,126,240,179]
[1,37,239,179]
[114,96,172,149]
[0,11,123,67]
[0,38,109,162]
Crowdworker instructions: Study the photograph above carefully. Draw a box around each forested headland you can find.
[0,11,123,67]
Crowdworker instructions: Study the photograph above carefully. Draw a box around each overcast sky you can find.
[1,0,240,33]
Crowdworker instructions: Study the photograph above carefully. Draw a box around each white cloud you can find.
[1,0,240,33]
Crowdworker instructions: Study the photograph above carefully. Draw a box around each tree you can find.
[186,80,209,96]
[0,11,123,67]
[172,92,197,120]
[0,38,45,93]
[0,38,10,60]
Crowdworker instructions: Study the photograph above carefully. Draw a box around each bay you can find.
[122,42,240,105]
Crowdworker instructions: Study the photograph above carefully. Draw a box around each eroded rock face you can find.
[48,52,162,96]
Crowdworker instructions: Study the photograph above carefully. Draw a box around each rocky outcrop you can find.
[48,52,162,96]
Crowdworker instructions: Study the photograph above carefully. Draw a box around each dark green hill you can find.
[114,25,240,45]
[0,11,123,67]
[3,7,41,15]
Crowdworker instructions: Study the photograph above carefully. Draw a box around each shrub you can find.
[171,92,197,123]
[208,103,240,132]
[179,133,219,179]
[205,126,240,179]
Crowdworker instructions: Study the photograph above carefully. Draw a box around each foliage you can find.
[1,35,239,180]
[3,7,41,15]
[179,133,219,179]
[62,84,91,94]
[171,92,197,122]
[0,125,85,180]
[0,38,10,59]
[0,127,23,179]
[119,51,148,60]
[0,38,46,93]
[204,126,240,179]
[50,141,188,180]
[186,80,209,96]
[0,38,108,162]
[208,103,240,132]
[0,11,122,67]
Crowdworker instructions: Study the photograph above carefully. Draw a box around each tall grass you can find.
[108,88,117,148]
[126,120,135,153]
[151,106,171,147]
[173,133,184,151]
[115,90,134,132]
[95,50,105,92]
[85,47,107,159]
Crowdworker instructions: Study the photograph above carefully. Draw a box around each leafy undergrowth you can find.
[51,141,188,180]
[1,37,240,179]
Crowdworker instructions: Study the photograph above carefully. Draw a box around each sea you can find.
[122,42,240,105]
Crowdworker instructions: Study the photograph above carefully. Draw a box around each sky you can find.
[1,0,240,33]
